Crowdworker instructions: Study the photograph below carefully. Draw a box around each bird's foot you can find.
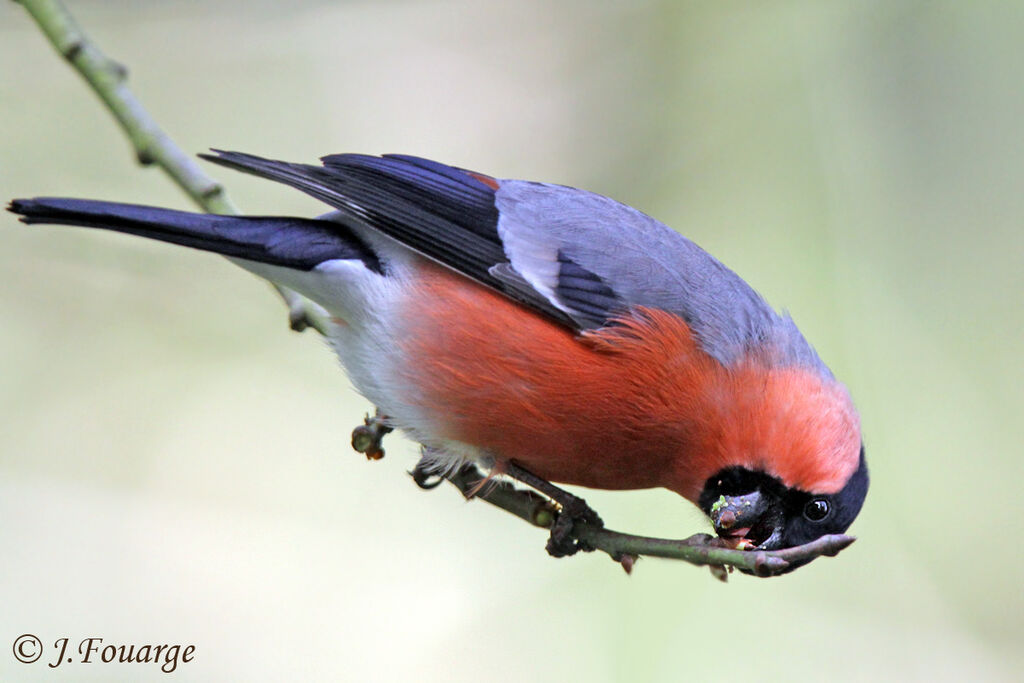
[546,493,603,557]
[504,460,603,557]
[350,409,393,460]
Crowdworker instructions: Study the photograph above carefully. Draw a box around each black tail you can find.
[8,198,380,272]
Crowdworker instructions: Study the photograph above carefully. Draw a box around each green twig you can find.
[442,461,855,578]
[16,0,329,335]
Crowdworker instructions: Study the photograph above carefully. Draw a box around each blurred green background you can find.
[2,1,1022,680]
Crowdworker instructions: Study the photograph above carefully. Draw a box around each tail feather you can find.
[8,198,380,272]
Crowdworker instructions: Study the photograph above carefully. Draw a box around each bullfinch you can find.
[9,151,868,556]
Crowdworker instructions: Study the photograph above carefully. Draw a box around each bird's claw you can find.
[545,494,603,558]
[501,460,605,558]
[410,454,446,489]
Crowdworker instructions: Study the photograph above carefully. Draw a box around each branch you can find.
[352,416,854,577]
[442,463,855,579]
[16,0,329,335]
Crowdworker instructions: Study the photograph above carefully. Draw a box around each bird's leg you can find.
[350,408,393,460]
[504,460,604,557]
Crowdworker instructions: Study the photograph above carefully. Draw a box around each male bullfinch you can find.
[9,151,868,557]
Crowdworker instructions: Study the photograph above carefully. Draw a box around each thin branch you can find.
[441,461,855,578]
[354,423,857,577]
[16,0,329,335]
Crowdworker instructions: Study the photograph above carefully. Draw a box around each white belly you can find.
[240,249,488,473]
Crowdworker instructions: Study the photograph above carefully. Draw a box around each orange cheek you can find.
[705,366,862,495]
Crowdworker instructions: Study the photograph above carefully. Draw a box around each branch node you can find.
[108,58,128,80]
[135,147,155,166]
[614,552,637,575]
[351,411,393,461]
[62,39,83,61]
[288,307,310,332]
[531,501,556,528]
[751,552,779,577]
[825,535,855,556]
[200,183,225,202]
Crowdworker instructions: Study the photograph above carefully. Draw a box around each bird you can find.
[9,150,868,562]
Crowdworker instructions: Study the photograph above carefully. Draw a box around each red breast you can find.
[394,261,861,502]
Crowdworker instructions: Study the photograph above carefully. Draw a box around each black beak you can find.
[709,490,784,549]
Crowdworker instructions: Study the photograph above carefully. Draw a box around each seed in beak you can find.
[717,509,737,530]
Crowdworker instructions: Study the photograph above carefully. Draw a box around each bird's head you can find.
[697,445,868,568]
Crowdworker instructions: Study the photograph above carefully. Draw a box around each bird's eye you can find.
[804,498,830,522]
